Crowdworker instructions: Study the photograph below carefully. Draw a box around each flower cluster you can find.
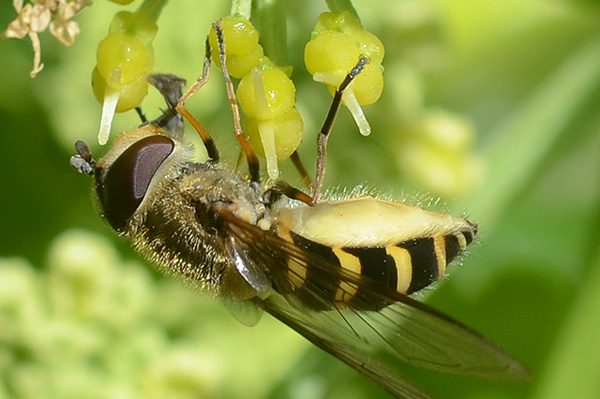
[0,230,302,399]
[91,9,158,145]
[212,16,303,180]
[304,11,385,136]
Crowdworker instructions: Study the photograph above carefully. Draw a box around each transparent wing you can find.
[221,294,264,327]
[263,290,439,399]
[218,210,530,398]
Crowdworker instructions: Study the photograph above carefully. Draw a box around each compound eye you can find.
[96,135,174,231]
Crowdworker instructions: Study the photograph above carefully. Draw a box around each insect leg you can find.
[312,56,369,203]
[290,150,312,190]
[175,37,220,162]
[135,107,147,123]
[213,20,261,182]
[263,181,314,207]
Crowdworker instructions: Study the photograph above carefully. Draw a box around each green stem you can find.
[138,0,169,23]
[252,0,288,66]
[231,0,252,19]
[325,0,359,21]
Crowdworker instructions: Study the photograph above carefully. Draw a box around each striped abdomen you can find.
[277,219,477,311]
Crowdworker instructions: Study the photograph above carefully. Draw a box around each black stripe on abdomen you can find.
[289,233,342,311]
[283,231,470,311]
[343,247,397,291]
[287,233,400,311]
[444,234,461,263]
[399,238,439,294]
[342,247,398,310]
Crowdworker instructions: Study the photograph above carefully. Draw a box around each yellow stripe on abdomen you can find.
[385,245,412,294]
[433,235,447,277]
[332,247,361,303]
[287,258,308,289]
[456,233,468,251]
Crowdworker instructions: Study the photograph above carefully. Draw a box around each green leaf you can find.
[468,37,600,230]
[533,245,600,399]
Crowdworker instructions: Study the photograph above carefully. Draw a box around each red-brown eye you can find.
[95,135,174,231]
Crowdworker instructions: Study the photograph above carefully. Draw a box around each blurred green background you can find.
[1,0,600,398]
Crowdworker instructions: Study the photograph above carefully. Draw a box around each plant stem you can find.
[139,0,169,22]
[252,0,288,66]
[325,0,359,21]
[231,0,252,19]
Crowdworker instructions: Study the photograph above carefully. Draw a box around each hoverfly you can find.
[70,20,530,399]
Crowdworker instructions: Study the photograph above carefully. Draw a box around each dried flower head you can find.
[2,0,91,77]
